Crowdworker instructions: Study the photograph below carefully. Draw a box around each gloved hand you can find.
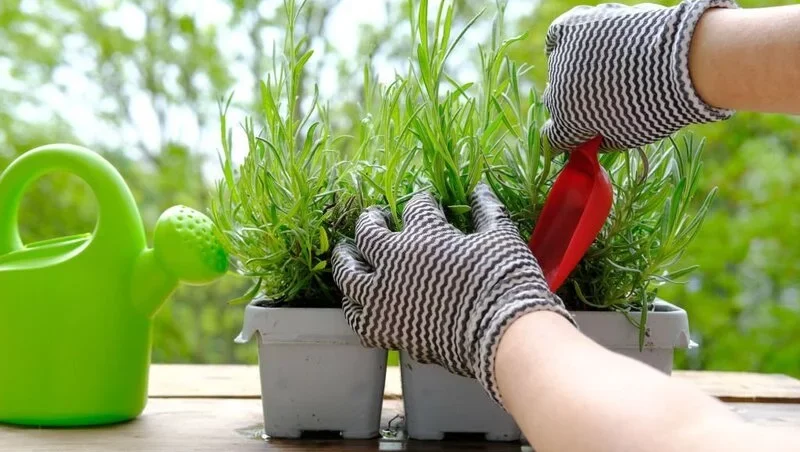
[542,0,738,153]
[332,183,576,406]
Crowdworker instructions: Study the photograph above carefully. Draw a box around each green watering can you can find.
[0,144,228,427]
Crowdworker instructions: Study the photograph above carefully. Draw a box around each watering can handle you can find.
[0,144,144,255]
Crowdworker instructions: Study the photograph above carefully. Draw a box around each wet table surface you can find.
[3,365,800,451]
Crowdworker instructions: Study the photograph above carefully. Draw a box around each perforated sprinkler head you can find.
[153,205,228,283]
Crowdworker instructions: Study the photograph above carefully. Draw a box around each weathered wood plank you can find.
[147,365,404,399]
[0,399,266,452]
[149,364,261,398]
[150,365,800,403]
[673,371,800,403]
[2,398,798,451]
[0,398,530,451]
[728,403,800,428]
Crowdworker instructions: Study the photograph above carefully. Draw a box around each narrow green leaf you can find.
[228,278,263,305]
[318,227,329,254]
[638,295,649,351]
[448,204,471,215]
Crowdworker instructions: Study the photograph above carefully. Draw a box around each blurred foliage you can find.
[1,0,253,364]
[1,0,798,376]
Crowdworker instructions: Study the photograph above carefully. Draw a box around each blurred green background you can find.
[2,0,798,374]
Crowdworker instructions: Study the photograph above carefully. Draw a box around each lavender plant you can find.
[212,0,715,335]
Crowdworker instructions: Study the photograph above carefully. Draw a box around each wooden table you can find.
[3,365,800,451]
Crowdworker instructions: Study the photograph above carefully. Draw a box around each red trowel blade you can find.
[529,136,612,291]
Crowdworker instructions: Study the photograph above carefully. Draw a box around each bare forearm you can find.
[690,5,800,114]
[495,312,800,452]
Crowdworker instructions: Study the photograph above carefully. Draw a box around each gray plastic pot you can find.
[237,302,387,439]
[400,299,691,441]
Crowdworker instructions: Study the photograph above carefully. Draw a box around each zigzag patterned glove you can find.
[332,183,576,406]
[542,0,738,152]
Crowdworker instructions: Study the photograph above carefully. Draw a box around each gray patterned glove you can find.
[542,0,738,152]
[331,184,576,406]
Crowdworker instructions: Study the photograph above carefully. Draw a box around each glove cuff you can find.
[475,289,576,409]
[671,0,738,124]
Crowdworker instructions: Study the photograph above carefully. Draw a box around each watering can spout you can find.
[131,205,228,318]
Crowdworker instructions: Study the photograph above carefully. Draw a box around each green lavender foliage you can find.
[213,0,715,319]
[211,0,346,307]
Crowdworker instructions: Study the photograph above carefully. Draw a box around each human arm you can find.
[689,5,800,114]
[332,184,800,451]
[496,311,800,452]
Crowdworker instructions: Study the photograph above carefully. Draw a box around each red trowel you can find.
[529,136,612,291]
